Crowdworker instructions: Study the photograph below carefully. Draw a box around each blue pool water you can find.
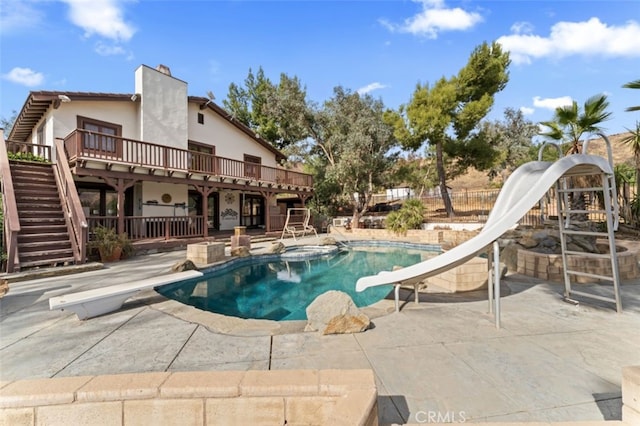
[156,242,440,321]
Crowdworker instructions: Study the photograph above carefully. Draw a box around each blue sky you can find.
[1,0,639,138]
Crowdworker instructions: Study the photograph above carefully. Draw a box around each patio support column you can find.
[192,184,216,238]
[259,190,276,233]
[103,177,138,235]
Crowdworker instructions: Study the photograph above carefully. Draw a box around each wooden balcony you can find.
[61,129,313,189]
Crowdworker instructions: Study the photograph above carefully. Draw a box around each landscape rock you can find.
[305,290,370,335]
[318,236,337,246]
[230,246,251,257]
[518,236,538,249]
[501,243,520,272]
[171,259,198,272]
[266,242,286,254]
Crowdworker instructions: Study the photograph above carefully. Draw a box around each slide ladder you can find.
[556,134,622,312]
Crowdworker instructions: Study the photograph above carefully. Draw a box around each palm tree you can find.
[540,94,612,154]
[539,94,613,220]
[623,79,640,112]
[621,121,640,226]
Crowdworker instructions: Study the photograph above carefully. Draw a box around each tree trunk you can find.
[436,141,454,217]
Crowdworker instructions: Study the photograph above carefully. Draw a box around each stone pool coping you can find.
[0,369,379,426]
[150,242,435,336]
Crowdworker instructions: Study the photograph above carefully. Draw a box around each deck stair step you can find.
[18,232,71,242]
[19,257,77,270]
[8,160,79,272]
[19,241,72,251]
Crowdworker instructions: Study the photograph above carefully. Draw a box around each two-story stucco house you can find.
[1,64,313,272]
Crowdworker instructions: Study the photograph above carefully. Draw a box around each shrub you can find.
[7,151,48,163]
[88,226,133,261]
[384,199,425,235]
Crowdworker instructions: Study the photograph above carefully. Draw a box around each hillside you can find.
[449,132,634,191]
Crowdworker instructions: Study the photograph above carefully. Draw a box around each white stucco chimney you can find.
[134,64,188,150]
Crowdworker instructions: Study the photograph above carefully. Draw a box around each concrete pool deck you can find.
[1,234,640,424]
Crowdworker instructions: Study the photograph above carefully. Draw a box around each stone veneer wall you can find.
[516,241,640,283]
[0,370,378,426]
[427,256,488,292]
[347,228,479,246]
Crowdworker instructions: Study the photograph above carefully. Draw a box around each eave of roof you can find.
[7,91,287,163]
[8,91,132,142]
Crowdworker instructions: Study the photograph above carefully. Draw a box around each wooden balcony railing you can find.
[5,140,51,162]
[87,216,205,241]
[62,129,313,188]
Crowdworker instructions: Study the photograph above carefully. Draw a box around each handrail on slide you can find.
[583,132,619,230]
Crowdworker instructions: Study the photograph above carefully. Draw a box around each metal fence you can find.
[370,187,619,228]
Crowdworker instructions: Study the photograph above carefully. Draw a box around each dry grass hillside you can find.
[449,132,635,191]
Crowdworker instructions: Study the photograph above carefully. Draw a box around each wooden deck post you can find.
[103,177,138,235]
[192,184,216,238]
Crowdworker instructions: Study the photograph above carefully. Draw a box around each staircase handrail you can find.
[53,138,87,264]
[0,130,21,273]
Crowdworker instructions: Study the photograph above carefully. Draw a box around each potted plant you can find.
[89,226,133,262]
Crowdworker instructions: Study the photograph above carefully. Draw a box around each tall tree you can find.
[223,67,311,150]
[623,79,640,112]
[307,87,398,227]
[0,110,18,135]
[385,41,510,217]
[621,121,640,204]
[479,108,537,181]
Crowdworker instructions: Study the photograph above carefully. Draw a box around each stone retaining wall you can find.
[346,228,479,247]
[516,241,640,283]
[0,370,378,426]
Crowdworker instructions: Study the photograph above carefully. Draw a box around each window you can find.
[244,154,261,179]
[77,116,121,154]
[197,113,204,124]
[36,123,45,145]
[188,141,216,173]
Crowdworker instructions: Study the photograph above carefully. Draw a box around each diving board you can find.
[49,270,203,320]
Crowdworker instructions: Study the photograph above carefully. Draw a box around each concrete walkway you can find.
[1,236,639,424]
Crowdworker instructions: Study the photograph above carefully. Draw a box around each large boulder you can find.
[305,290,370,335]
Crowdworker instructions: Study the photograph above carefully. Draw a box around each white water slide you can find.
[356,139,622,328]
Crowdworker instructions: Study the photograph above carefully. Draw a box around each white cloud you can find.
[533,96,573,110]
[519,106,535,116]
[381,0,483,39]
[357,82,387,95]
[0,0,44,34]
[2,67,44,87]
[62,0,136,42]
[510,21,534,35]
[95,41,126,56]
[498,17,640,65]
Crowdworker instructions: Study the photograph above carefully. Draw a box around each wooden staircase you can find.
[10,161,76,269]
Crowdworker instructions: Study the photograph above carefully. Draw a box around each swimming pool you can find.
[156,242,440,321]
